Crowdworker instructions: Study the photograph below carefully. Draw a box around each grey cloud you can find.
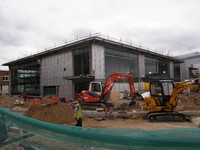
[69,28,94,38]
[0,6,40,47]
[147,28,200,52]
[47,28,93,43]
[117,27,200,55]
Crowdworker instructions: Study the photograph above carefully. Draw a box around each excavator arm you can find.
[102,72,136,100]
[81,72,136,109]
[167,78,200,111]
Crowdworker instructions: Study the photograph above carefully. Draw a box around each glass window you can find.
[145,57,158,75]
[174,63,180,82]
[145,57,170,76]
[11,61,40,96]
[91,83,101,92]
[73,47,89,76]
[162,82,173,96]
[151,83,162,96]
[105,48,139,81]
[3,76,9,81]
[158,60,169,75]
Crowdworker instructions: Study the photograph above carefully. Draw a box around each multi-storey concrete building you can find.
[3,34,183,99]
[176,51,200,79]
[0,70,9,95]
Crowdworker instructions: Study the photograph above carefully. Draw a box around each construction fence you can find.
[1,108,200,150]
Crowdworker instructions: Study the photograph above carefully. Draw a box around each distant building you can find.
[0,70,9,95]
[176,51,200,79]
[3,34,183,98]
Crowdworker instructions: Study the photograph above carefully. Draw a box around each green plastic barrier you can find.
[0,107,200,149]
[0,115,8,142]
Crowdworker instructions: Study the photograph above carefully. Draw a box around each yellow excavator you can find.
[143,78,200,121]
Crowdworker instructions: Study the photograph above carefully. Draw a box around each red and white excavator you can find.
[80,72,136,109]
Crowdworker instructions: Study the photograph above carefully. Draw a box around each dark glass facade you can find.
[173,63,181,81]
[105,48,139,81]
[73,47,89,76]
[11,61,40,96]
[145,57,170,77]
[73,47,90,94]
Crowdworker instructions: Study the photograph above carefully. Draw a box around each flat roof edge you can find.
[3,34,184,66]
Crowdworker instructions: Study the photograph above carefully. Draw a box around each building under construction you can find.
[3,34,184,99]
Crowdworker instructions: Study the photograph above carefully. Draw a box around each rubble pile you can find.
[24,102,76,125]
[1,91,200,125]
[176,92,200,111]
[0,95,20,108]
[39,94,55,104]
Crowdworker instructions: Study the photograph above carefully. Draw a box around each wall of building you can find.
[170,62,174,78]
[0,85,8,95]
[91,44,105,80]
[40,50,73,99]
[193,63,200,70]
[180,63,189,81]
[5,37,183,98]
[176,52,200,80]
[138,54,145,80]
[0,70,9,95]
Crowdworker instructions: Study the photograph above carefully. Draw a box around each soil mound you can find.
[24,102,76,125]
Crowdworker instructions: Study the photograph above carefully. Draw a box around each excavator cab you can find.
[81,81,105,103]
[89,82,103,95]
[150,80,174,106]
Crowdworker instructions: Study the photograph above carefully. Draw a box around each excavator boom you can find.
[103,72,135,100]
[168,79,200,111]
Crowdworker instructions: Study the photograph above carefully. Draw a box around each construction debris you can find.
[176,92,200,111]
[1,91,200,127]
[13,99,25,105]
[0,95,22,108]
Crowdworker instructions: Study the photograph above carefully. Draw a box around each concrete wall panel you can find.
[138,54,145,79]
[91,44,105,80]
[1,85,9,95]
[40,51,73,99]
[180,63,189,81]
[170,62,174,78]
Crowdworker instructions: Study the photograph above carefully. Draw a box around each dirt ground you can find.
[1,92,200,130]
[83,117,198,130]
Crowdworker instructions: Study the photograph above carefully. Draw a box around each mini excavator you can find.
[80,72,136,109]
[143,78,200,121]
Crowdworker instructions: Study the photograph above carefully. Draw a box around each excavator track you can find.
[147,111,190,122]
[81,102,113,110]
[81,103,107,110]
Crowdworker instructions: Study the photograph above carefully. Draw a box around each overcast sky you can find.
[1,0,200,70]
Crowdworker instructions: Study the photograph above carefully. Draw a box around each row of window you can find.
[10,46,181,96]
[0,76,9,81]
[72,46,181,81]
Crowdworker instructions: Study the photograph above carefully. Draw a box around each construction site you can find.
[1,77,200,149]
[1,34,200,149]
[1,89,200,127]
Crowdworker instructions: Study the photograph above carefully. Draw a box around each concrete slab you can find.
[191,117,200,127]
